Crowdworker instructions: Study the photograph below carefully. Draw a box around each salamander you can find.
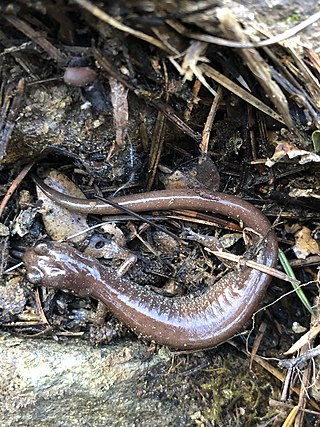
[23,176,278,349]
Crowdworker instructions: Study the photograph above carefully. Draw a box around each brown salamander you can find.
[23,176,278,349]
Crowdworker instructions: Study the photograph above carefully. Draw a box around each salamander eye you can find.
[26,267,43,284]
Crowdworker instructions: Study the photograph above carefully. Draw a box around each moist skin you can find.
[23,177,278,350]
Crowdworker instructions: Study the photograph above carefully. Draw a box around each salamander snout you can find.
[26,266,44,284]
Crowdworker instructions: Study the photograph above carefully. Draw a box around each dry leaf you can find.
[289,187,320,199]
[266,141,320,167]
[293,226,320,259]
[108,77,129,158]
[37,170,88,243]
[283,324,320,355]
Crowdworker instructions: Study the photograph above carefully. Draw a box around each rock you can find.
[0,336,202,427]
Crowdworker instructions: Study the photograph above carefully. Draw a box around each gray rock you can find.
[0,336,202,427]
